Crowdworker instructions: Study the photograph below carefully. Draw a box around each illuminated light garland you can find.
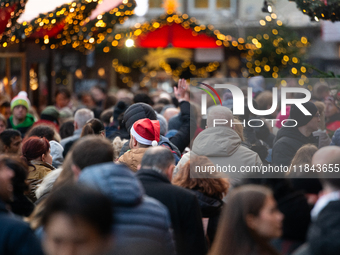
[98,11,247,51]
[7,0,135,51]
[0,0,28,46]
[244,13,309,78]
[293,0,340,22]
[111,58,220,86]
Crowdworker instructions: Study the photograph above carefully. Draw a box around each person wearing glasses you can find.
[272,101,320,167]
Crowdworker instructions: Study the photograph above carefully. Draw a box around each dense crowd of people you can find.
[0,78,339,255]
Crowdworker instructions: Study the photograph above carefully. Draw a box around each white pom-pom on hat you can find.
[152,140,158,147]
[18,91,28,97]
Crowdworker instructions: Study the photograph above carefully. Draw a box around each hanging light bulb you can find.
[262,1,273,13]
[125,38,134,47]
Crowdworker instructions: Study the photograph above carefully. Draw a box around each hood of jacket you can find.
[78,162,144,206]
[192,126,241,157]
[9,113,35,128]
[49,141,64,168]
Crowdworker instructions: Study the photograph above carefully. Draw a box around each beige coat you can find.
[118,148,148,172]
[26,160,54,202]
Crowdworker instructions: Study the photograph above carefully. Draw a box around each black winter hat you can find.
[113,101,129,122]
[123,103,157,132]
[289,102,318,127]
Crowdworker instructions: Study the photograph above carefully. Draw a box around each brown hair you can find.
[52,151,75,191]
[0,114,7,128]
[255,91,273,111]
[209,185,279,255]
[172,156,229,199]
[288,144,318,176]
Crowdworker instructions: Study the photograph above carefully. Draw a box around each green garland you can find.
[9,0,136,52]
[294,0,340,22]
[245,15,308,78]
[98,11,245,52]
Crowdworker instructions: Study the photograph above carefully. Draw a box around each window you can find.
[189,0,235,17]
[149,0,163,8]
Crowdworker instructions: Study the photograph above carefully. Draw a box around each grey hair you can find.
[140,146,175,173]
[74,108,94,129]
[207,105,233,128]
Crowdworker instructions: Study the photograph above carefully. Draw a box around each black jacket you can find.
[272,125,318,166]
[0,200,44,255]
[308,200,340,255]
[190,189,223,245]
[136,169,207,255]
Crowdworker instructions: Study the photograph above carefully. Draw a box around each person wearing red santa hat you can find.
[118,118,160,172]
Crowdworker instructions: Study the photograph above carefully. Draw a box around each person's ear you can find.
[41,153,46,162]
[245,214,258,231]
[133,136,138,147]
[74,121,78,130]
[166,164,175,181]
[71,164,82,181]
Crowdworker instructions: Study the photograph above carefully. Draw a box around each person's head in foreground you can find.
[41,184,114,255]
[210,185,283,255]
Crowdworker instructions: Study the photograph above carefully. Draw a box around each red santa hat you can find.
[131,118,160,146]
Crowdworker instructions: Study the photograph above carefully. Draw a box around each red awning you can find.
[0,4,16,35]
[135,23,220,48]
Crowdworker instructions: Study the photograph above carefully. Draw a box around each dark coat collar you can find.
[136,168,171,184]
[0,200,8,214]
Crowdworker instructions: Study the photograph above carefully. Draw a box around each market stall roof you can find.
[1,0,136,50]
[135,22,221,48]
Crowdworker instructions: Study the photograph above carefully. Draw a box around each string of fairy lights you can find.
[243,11,310,83]
[0,0,28,45]
[293,0,340,22]
[98,10,253,52]
[1,0,136,51]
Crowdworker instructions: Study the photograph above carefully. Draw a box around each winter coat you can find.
[272,125,318,167]
[190,189,223,245]
[192,126,262,186]
[308,200,340,255]
[49,141,64,168]
[7,113,35,137]
[313,129,331,148]
[118,147,148,172]
[120,135,182,162]
[330,127,340,146]
[78,162,176,255]
[0,200,44,255]
[60,129,82,157]
[326,112,340,136]
[26,160,54,202]
[136,169,207,255]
